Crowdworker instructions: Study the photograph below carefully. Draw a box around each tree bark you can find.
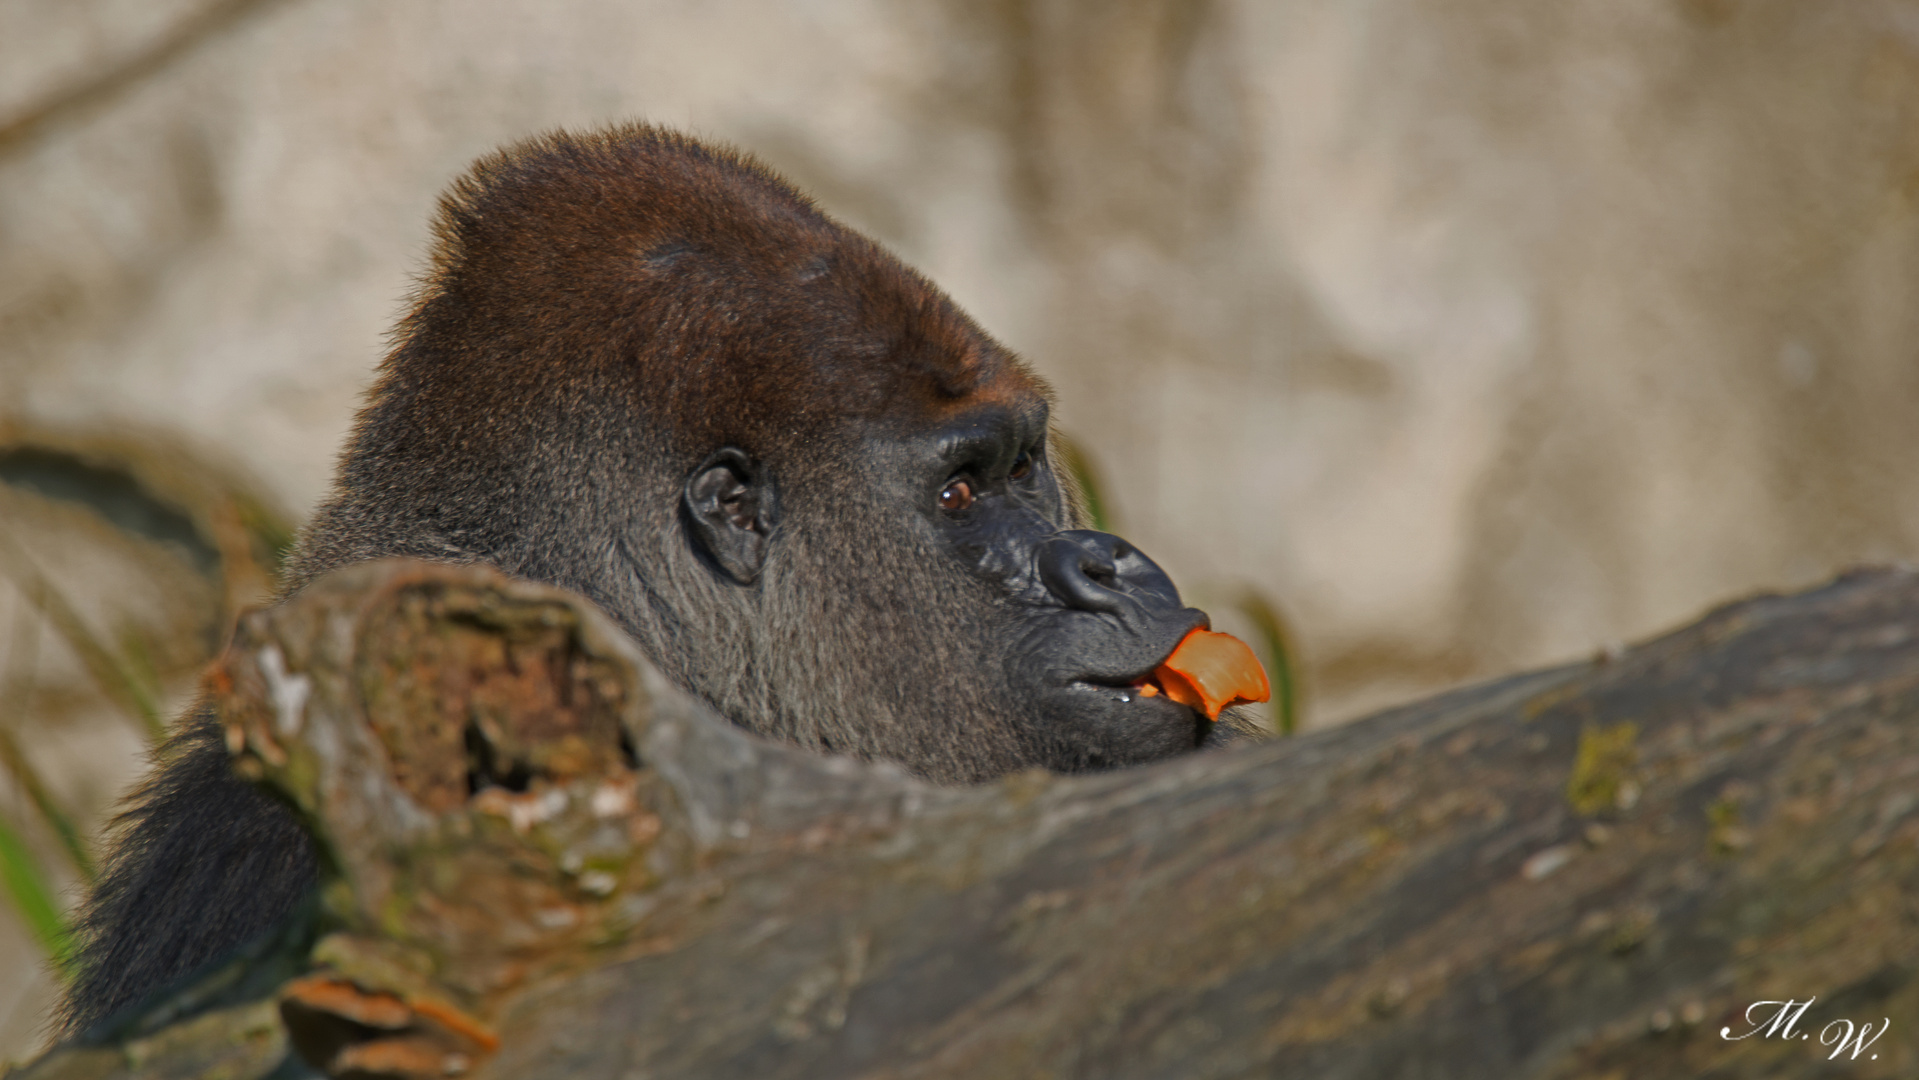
[17,560,1919,1079]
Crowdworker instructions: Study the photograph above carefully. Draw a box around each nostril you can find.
[1037,535,1129,613]
[1036,529,1181,614]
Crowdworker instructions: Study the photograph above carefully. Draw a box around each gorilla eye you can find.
[1009,451,1034,480]
[938,478,975,511]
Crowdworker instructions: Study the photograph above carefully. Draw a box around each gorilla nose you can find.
[1036,530,1182,614]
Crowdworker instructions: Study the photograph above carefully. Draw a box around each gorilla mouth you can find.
[1130,672,1175,701]
[1128,629,1271,720]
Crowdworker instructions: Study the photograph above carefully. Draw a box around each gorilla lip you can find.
[1133,629,1271,720]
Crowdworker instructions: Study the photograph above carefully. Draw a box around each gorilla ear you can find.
[683,447,777,585]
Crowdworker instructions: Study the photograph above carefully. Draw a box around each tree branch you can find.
[18,560,1919,1079]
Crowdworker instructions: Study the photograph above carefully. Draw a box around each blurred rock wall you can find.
[5,0,1919,1059]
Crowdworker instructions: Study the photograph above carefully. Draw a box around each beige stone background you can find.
[5,0,1919,1061]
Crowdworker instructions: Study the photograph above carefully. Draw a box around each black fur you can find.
[62,124,1256,1036]
[64,707,317,1035]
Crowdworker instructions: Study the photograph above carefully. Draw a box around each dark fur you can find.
[63,124,1247,1035]
[63,707,317,1036]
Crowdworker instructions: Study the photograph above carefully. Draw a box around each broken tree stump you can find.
[14,560,1919,1079]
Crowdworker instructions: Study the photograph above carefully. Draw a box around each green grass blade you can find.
[0,809,74,974]
[1052,433,1115,534]
[0,726,94,882]
[0,530,167,743]
[2,566,98,880]
[1235,590,1302,736]
[232,493,296,578]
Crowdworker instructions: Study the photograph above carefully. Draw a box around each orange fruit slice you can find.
[1147,629,1271,720]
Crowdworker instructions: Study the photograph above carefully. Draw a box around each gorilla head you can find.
[60,124,1272,1040]
[287,124,1264,783]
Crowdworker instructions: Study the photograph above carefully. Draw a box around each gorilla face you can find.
[875,404,1215,767]
[683,390,1218,777]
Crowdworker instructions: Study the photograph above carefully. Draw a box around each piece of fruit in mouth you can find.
[1133,629,1271,720]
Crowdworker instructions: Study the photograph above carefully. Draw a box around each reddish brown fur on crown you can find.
[387,124,1040,463]
[282,122,1061,603]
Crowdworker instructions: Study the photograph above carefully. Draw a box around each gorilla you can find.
[61,124,1267,1036]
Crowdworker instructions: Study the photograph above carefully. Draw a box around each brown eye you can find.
[938,478,975,511]
[1009,451,1034,480]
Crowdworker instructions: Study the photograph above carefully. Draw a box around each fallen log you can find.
[15,559,1919,1079]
